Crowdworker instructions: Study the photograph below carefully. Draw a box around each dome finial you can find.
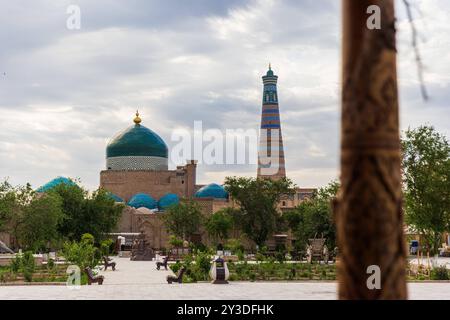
[268,62,271,70]
[134,110,141,125]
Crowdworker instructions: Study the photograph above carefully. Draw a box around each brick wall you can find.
[100,161,197,202]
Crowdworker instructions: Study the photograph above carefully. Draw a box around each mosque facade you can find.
[100,110,231,249]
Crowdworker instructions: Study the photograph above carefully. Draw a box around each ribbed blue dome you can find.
[195,183,228,199]
[158,193,180,210]
[107,124,168,158]
[36,177,77,193]
[107,192,124,203]
[128,193,157,209]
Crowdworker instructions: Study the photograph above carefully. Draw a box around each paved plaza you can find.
[1,257,450,300]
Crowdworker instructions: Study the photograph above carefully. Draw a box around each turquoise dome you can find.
[107,124,168,159]
[36,177,77,193]
[158,193,180,210]
[195,183,228,199]
[107,192,124,203]
[128,193,157,209]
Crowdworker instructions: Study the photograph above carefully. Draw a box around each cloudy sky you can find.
[0,0,449,191]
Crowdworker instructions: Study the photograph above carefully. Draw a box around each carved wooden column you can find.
[335,0,407,299]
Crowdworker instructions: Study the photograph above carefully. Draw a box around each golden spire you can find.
[134,110,141,125]
[269,62,271,70]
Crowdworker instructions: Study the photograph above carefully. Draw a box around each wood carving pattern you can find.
[335,0,407,299]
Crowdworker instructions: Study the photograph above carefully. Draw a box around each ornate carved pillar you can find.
[335,0,407,299]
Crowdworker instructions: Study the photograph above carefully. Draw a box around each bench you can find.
[103,256,116,271]
[156,256,169,270]
[166,266,186,284]
[306,237,329,264]
[85,267,104,285]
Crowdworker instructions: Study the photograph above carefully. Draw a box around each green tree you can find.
[163,201,203,241]
[61,233,100,270]
[284,181,339,251]
[0,179,123,249]
[82,189,124,242]
[205,208,233,243]
[0,181,63,251]
[50,183,85,240]
[224,176,295,247]
[168,235,184,248]
[0,180,16,231]
[0,182,34,244]
[402,126,450,255]
[18,193,63,251]
[51,184,123,241]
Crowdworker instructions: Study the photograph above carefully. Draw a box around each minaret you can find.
[257,64,286,179]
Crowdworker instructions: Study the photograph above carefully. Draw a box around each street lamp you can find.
[210,256,229,284]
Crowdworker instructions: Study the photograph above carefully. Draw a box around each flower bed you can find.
[228,262,337,281]
[0,264,68,284]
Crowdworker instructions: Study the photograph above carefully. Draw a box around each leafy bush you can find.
[431,266,450,280]
[255,253,265,262]
[227,262,338,281]
[61,237,100,270]
[275,251,286,264]
[169,253,212,283]
[169,235,184,248]
[9,251,36,282]
[10,255,21,273]
[23,270,33,282]
[100,239,113,257]
[183,254,193,268]
[237,250,245,261]
[170,261,182,274]
[47,258,55,271]
[0,269,8,283]
[190,242,208,254]
[81,233,95,245]
[22,251,35,282]
[195,252,211,275]
[225,238,245,254]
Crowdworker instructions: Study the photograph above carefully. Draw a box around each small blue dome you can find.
[158,193,180,210]
[36,177,77,193]
[107,192,124,203]
[128,193,157,209]
[195,183,228,199]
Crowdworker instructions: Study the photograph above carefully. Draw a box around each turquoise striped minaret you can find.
[257,65,286,179]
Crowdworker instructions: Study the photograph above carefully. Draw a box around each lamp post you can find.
[210,256,229,284]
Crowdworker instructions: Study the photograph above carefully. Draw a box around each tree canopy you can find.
[0,178,124,250]
[0,181,63,251]
[224,176,295,247]
[19,193,63,251]
[162,200,203,241]
[284,181,339,251]
[402,125,450,254]
[205,207,234,243]
[49,183,124,242]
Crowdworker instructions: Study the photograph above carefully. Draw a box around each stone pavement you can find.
[1,257,450,300]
